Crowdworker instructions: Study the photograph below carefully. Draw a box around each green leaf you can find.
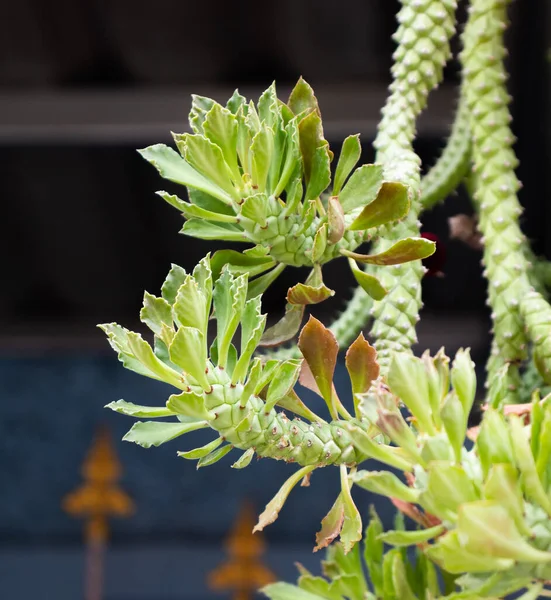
[259,302,304,347]
[440,392,465,463]
[457,501,551,563]
[166,390,211,420]
[339,465,362,553]
[172,275,208,335]
[509,415,551,515]
[347,259,387,300]
[298,316,338,405]
[345,332,380,396]
[210,250,275,280]
[348,182,410,230]
[419,462,479,522]
[327,196,345,244]
[231,447,255,469]
[189,94,215,133]
[177,437,223,459]
[364,508,384,597]
[232,298,267,383]
[339,164,384,213]
[391,553,417,600]
[379,525,445,547]
[333,135,361,196]
[197,444,233,468]
[305,146,331,201]
[298,111,325,185]
[274,118,301,198]
[341,237,436,266]
[182,219,246,242]
[314,495,345,552]
[311,223,328,263]
[288,77,319,116]
[192,255,213,314]
[387,353,435,434]
[262,582,326,600]
[352,470,419,503]
[240,193,268,227]
[105,400,174,418]
[344,424,414,471]
[123,420,207,448]
[297,200,317,236]
[169,327,209,390]
[476,409,515,478]
[157,191,238,223]
[427,530,515,574]
[161,264,187,304]
[213,271,248,367]
[188,188,236,215]
[138,144,233,204]
[451,349,477,418]
[276,389,325,424]
[251,126,274,191]
[140,293,173,336]
[226,89,246,115]
[375,408,423,463]
[254,465,316,532]
[203,103,240,181]
[265,359,303,410]
[287,281,334,305]
[484,464,532,537]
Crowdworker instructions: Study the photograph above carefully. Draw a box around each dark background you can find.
[1,1,550,599]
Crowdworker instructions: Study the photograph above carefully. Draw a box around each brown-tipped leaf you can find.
[298,316,338,403]
[259,303,304,347]
[345,333,380,395]
[254,465,316,532]
[287,282,334,306]
[341,237,435,266]
[287,77,319,116]
[348,182,410,230]
[314,494,345,552]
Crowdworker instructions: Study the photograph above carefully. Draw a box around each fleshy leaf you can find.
[240,193,268,227]
[161,264,187,304]
[246,264,286,300]
[259,302,304,347]
[226,90,246,115]
[451,349,477,418]
[207,250,272,281]
[182,219,246,242]
[347,259,387,300]
[440,392,465,463]
[327,196,345,244]
[345,333,379,396]
[105,400,174,418]
[379,525,445,547]
[197,444,233,468]
[297,316,338,405]
[344,424,414,471]
[363,508,384,597]
[123,420,207,448]
[140,293,173,336]
[138,144,233,204]
[287,77,319,117]
[262,582,326,600]
[172,275,208,335]
[339,465,362,553]
[305,146,331,201]
[348,182,410,230]
[341,237,436,266]
[231,447,255,469]
[168,327,209,389]
[314,494,345,552]
[254,465,316,532]
[203,103,240,180]
[166,390,211,420]
[391,552,417,600]
[287,281,334,305]
[352,470,419,503]
[274,118,301,198]
[298,111,325,185]
[232,296,267,383]
[251,127,274,192]
[276,389,326,424]
[476,409,515,478]
[333,135,361,196]
[177,437,223,459]
[265,359,303,410]
[339,164,384,213]
[311,223,328,263]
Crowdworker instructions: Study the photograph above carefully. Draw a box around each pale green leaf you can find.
[178,437,223,459]
[451,348,477,418]
[168,326,209,389]
[379,525,444,547]
[181,219,246,242]
[339,164,384,213]
[251,126,274,191]
[262,582,326,600]
[341,237,436,266]
[123,420,207,448]
[240,193,268,226]
[105,399,174,418]
[157,191,238,223]
[172,275,208,335]
[140,292,173,336]
[348,182,410,230]
[166,390,211,420]
[347,259,387,300]
[352,470,419,503]
[339,465,362,553]
[305,145,331,201]
[196,444,233,468]
[203,103,240,181]
[138,144,233,204]
[226,89,246,115]
[231,447,255,469]
[265,359,303,410]
[259,300,303,347]
[161,264,187,304]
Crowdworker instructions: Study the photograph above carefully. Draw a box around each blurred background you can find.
[1,1,550,599]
